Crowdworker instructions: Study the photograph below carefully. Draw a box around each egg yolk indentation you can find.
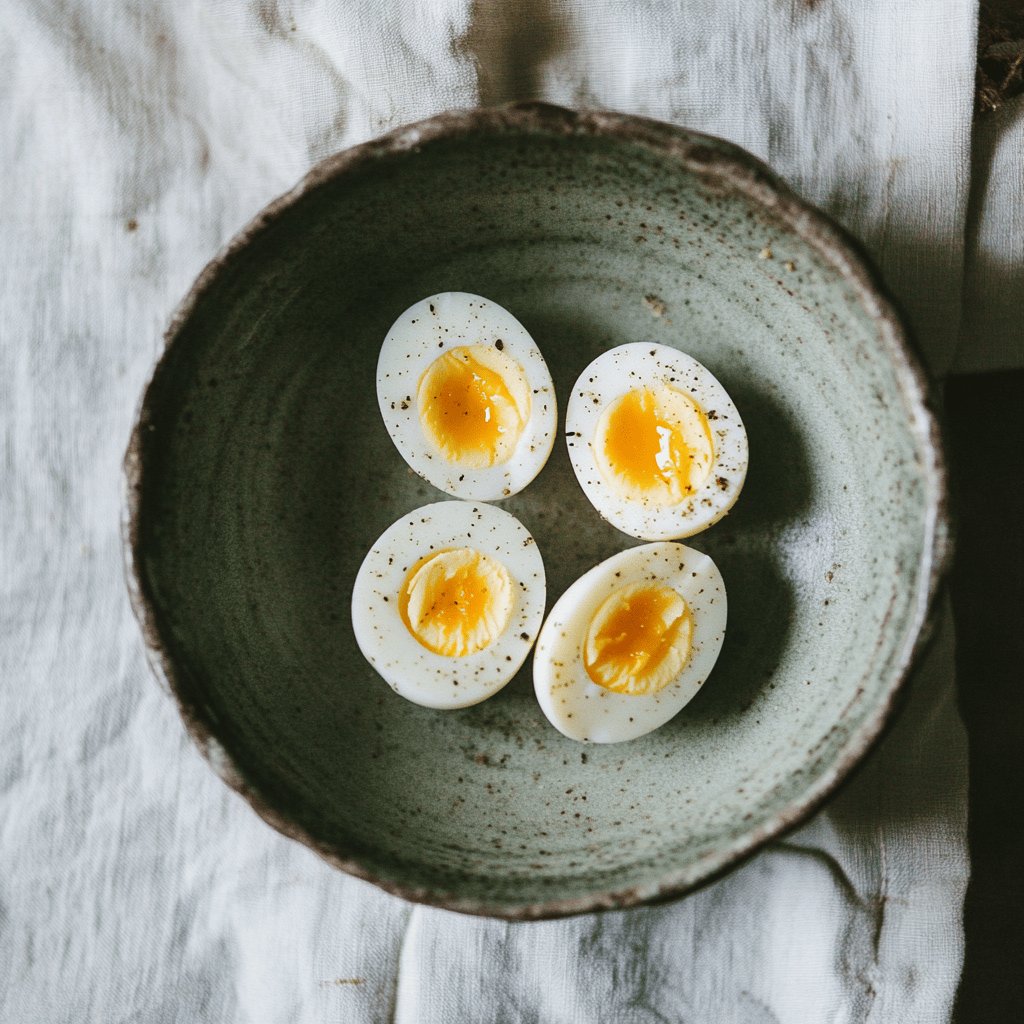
[583,582,693,695]
[594,385,713,505]
[399,547,515,657]
[417,345,531,468]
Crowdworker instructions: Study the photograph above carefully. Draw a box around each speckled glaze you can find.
[124,104,949,919]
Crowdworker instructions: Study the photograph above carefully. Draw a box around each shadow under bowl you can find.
[124,104,949,919]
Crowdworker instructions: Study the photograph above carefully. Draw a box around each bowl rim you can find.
[122,101,951,921]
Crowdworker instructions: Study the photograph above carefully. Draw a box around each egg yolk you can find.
[594,385,713,505]
[417,345,531,468]
[583,582,693,695]
[398,547,515,657]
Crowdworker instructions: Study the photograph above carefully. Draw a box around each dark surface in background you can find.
[956,2,1022,1014]
[950,371,1024,1022]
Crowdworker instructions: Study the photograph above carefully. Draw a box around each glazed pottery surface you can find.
[125,104,948,918]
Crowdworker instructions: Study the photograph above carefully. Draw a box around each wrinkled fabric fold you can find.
[955,96,1024,373]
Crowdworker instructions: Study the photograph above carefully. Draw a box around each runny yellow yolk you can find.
[583,582,693,695]
[398,547,515,657]
[594,385,714,505]
[417,345,531,468]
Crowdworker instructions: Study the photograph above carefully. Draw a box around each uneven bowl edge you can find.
[121,102,952,921]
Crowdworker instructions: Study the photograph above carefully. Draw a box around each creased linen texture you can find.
[956,95,1024,374]
[0,2,976,1022]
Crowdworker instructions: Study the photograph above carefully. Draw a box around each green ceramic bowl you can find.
[124,104,949,919]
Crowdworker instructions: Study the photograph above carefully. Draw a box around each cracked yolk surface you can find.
[417,345,531,467]
[399,547,514,657]
[583,582,693,695]
[594,385,713,505]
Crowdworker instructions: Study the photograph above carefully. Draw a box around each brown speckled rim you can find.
[123,102,951,921]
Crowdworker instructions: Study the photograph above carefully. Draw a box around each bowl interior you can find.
[134,116,938,914]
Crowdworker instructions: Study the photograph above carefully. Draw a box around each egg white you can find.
[565,342,748,540]
[352,501,546,709]
[377,292,557,501]
[533,542,727,743]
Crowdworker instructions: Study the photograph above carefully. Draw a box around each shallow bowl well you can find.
[125,104,948,919]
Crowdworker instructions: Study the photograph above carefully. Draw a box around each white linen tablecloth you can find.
[956,95,1024,374]
[0,2,992,1020]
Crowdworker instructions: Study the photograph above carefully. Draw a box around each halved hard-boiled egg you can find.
[352,501,546,709]
[377,293,556,501]
[533,542,726,743]
[565,343,748,540]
